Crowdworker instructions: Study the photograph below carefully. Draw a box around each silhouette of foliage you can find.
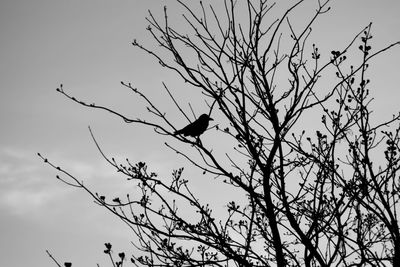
[42,0,400,266]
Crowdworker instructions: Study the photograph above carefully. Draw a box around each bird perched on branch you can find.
[174,114,213,137]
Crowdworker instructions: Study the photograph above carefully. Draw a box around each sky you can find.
[0,0,399,266]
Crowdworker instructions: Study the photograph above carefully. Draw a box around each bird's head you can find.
[200,114,213,121]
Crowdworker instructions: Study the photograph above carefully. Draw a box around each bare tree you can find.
[41,0,400,266]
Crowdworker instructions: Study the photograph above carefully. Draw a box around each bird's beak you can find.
[209,117,214,121]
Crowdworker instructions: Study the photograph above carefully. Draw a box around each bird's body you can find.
[174,114,213,137]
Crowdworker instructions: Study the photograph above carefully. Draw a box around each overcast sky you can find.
[0,0,399,266]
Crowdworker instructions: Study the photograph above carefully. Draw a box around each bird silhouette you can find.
[174,114,213,137]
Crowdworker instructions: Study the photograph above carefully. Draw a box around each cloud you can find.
[0,148,66,217]
[0,147,118,219]
[0,144,188,238]
[0,146,140,217]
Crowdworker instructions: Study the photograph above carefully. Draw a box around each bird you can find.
[174,114,213,137]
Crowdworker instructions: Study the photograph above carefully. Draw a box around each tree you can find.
[40,0,400,266]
